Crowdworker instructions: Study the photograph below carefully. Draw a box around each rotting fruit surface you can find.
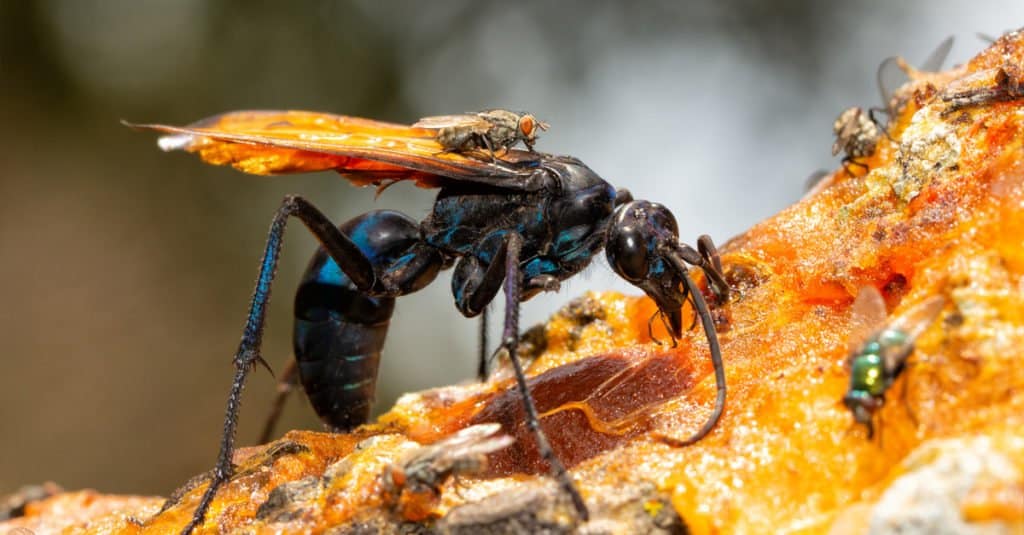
[6,31,1024,535]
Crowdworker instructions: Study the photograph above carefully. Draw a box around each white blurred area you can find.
[3,0,1022,494]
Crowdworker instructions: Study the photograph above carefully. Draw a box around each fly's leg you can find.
[841,157,870,177]
[478,133,498,164]
[258,358,300,444]
[182,195,376,535]
[867,107,895,142]
[492,232,589,521]
[450,233,587,518]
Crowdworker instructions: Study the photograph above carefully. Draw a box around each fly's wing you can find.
[846,286,889,362]
[412,114,492,134]
[877,56,905,116]
[443,425,515,463]
[401,423,513,476]
[881,295,947,373]
[125,110,541,190]
[802,169,831,195]
[920,36,955,73]
[423,423,510,455]
[877,36,954,115]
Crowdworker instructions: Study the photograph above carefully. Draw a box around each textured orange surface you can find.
[8,31,1024,535]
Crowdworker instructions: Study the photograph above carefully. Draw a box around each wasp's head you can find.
[606,200,688,338]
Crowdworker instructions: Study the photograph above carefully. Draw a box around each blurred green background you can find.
[0,0,1017,497]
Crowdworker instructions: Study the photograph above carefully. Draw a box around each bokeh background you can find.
[1,1,1020,497]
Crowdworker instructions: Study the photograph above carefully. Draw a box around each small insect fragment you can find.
[414,109,549,159]
[438,483,579,535]
[877,36,955,118]
[843,287,947,439]
[941,65,1024,115]
[833,37,954,176]
[0,483,61,520]
[832,107,882,174]
[380,423,515,521]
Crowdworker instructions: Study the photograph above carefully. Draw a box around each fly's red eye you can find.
[519,115,535,137]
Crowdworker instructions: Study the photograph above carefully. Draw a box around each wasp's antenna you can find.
[655,244,726,446]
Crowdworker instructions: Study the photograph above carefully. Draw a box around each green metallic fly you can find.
[843,286,947,439]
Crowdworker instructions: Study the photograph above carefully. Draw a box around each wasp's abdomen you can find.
[293,211,422,430]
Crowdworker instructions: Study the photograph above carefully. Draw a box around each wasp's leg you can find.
[451,237,510,318]
[676,236,729,305]
[453,238,505,380]
[493,233,589,521]
[697,234,729,303]
[450,233,586,517]
[258,357,300,444]
[183,195,380,535]
[696,235,724,275]
[477,306,490,381]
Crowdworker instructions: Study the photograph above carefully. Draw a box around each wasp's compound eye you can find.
[607,218,650,282]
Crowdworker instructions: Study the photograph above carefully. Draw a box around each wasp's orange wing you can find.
[125,110,541,189]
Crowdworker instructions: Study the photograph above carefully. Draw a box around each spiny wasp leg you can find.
[183,195,379,534]
[491,232,589,521]
[477,306,490,381]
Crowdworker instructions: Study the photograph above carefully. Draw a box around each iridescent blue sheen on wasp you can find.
[126,109,730,533]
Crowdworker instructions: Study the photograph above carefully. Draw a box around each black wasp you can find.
[127,109,730,533]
